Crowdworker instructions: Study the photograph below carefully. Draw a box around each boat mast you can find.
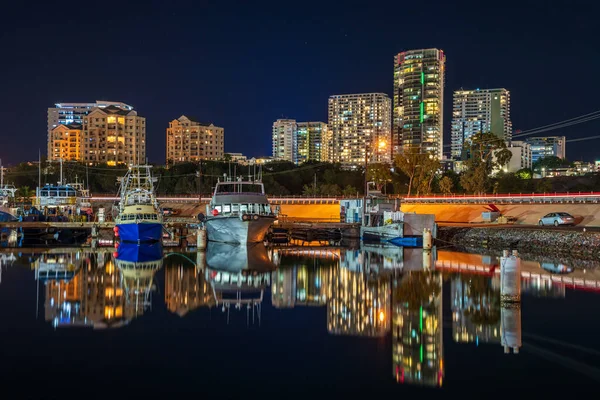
[59,158,63,185]
[0,158,3,188]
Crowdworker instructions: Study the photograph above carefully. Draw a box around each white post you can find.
[500,249,521,303]
[197,227,207,250]
[422,228,433,250]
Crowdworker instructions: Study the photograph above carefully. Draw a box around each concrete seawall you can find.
[402,203,600,227]
[438,226,600,260]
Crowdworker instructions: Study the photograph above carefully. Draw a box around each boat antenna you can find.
[86,163,89,190]
[228,160,231,179]
[59,157,63,185]
[0,158,3,188]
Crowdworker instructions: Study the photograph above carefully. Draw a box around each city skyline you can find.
[2,2,600,164]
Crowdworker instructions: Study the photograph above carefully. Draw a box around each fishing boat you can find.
[35,159,92,218]
[203,175,276,244]
[0,159,17,209]
[115,165,163,243]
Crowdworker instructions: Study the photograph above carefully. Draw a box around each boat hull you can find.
[205,215,274,244]
[360,223,403,242]
[117,222,163,243]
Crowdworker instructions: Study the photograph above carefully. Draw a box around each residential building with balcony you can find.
[272,119,297,163]
[297,121,328,163]
[451,88,512,160]
[166,115,225,164]
[524,136,566,164]
[82,105,146,166]
[394,49,445,159]
[328,93,392,165]
[47,101,133,159]
[49,123,82,161]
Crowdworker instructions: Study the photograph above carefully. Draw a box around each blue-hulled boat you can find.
[115,165,163,243]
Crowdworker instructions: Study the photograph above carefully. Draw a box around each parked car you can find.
[162,207,175,216]
[538,212,575,226]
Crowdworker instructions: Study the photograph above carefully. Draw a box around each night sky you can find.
[1,0,599,165]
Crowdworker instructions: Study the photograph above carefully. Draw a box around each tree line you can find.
[3,134,599,198]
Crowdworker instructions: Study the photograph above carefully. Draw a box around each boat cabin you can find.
[37,184,79,207]
[209,181,272,216]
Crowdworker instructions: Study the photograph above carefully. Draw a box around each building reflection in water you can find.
[392,271,444,387]
[327,264,390,337]
[40,244,163,329]
[164,259,215,317]
[451,275,501,345]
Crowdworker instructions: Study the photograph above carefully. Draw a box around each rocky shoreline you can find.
[437,227,600,261]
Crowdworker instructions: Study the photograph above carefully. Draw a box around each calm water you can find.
[0,242,599,398]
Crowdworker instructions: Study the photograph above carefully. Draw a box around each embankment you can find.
[438,226,600,260]
[401,203,600,226]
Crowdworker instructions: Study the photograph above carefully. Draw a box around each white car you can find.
[538,212,575,226]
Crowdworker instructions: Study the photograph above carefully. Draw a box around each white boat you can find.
[114,165,163,243]
[35,159,92,216]
[0,159,16,208]
[204,176,276,244]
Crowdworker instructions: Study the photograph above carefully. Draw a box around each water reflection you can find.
[42,243,162,329]
[1,241,599,388]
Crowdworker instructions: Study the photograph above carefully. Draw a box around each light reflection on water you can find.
[1,241,600,391]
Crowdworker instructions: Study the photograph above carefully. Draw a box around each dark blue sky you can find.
[1,0,599,164]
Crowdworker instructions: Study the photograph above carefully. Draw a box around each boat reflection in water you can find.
[40,244,163,329]
[114,242,163,326]
[203,242,274,324]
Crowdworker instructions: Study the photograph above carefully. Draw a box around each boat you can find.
[35,159,92,218]
[0,159,17,212]
[115,165,163,243]
[359,194,436,246]
[203,175,276,244]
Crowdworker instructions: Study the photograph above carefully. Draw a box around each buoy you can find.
[112,252,118,258]
[212,208,219,216]
[113,226,119,233]
[114,231,120,237]
[197,227,207,250]
[114,242,120,249]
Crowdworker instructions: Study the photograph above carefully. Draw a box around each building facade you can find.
[272,119,297,163]
[394,49,445,159]
[82,105,146,166]
[166,115,225,164]
[328,93,392,165]
[47,101,133,159]
[497,141,532,173]
[525,136,566,164]
[451,88,512,159]
[297,121,328,163]
[49,123,82,161]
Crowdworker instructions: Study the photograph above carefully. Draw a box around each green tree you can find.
[302,184,319,196]
[223,153,232,162]
[342,185,358,197]
[515,168,533,179]
[17,186,34,202]
[394,149,439,196]
[533,156,571,172]
[460,132,512,194]
[438,176,454,194]
[367,163,392,192]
